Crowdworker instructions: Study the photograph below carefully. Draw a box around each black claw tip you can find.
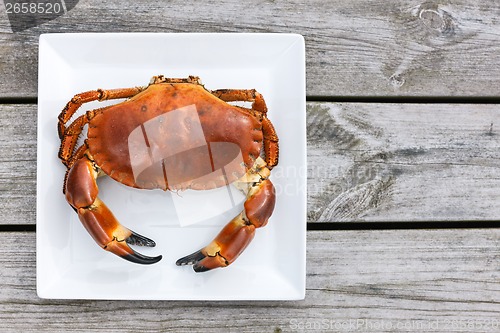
[176,250,206,266]
[193,264,211,273]
[126,231,156,247]
[122,252,162,265]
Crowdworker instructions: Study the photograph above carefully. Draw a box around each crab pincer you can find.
[64,156,162,264]
[177,158,275,272]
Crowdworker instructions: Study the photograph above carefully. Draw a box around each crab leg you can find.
[59,114,90,167]
[58,86,144,139]
[262,117,279,169]
[65,154,162,264]
[176,157,275,272]
[211,89,268,113]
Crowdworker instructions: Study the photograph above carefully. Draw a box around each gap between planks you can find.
[307,96,500,105]
[3,97,500,105]
[1,223,500,233]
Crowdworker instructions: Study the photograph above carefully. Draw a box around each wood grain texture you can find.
[0,104,36,224]
[308,102,500,222]
[0,230,498,332]
[2,0,500,98]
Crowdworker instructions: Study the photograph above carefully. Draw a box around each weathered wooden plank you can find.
[0,104,36,225]
[2,103,500,224]
[0,230,498,332]
[308,102,500,222]
[2,0,500,98]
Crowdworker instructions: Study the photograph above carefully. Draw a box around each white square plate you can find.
[37,33,306,300]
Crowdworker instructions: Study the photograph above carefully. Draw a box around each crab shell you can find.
[86,83,263,191]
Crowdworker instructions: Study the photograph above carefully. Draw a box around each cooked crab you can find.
[57,76,279,272]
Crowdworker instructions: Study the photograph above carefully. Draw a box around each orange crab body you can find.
[86,82,263,191]
[58,76,279,271]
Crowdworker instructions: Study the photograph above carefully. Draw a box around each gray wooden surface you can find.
[2,0,500,98]
[1,230,499,332]
[308,103,500,222]
[0,0,499,332]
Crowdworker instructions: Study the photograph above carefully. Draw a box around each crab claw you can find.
[126,231,157,247]
[106,236,162,265]
[176,179,275,272]
[176,249,228,273]
[123,231,162,264]
[77,198,163,265]
[177,177,275,272]
[108,244,162,265]
[175,212,253,272]
[66,156,162,265]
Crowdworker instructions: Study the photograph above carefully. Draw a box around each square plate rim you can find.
[36,32,306,301]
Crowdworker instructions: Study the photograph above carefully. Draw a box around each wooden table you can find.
[1,1,499,332]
